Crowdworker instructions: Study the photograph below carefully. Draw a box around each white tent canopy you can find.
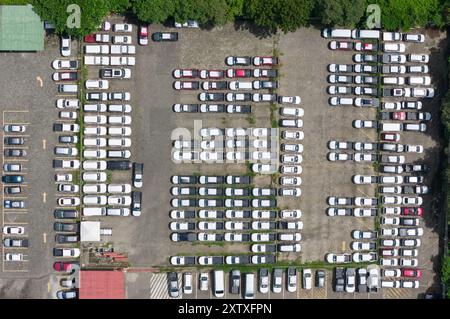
[80,221,101,242]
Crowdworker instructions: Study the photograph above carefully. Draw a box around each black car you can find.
[199,92,225,102]
[132,191,142,217]
[200,104,226,113]
[2,175,24,184]
[54,222,79,232]
[171,175,198,184]
[226,104,251,114]
[335,267,345,292]
[170,232,197,242]
[4,186,21,194]
[172,104,199,113]
[4,137,25,145]
[403,164,430,173]
[152,32,178,42]
[253,81,278,90]
[4,238,28,247]
[100,68,128,79]
[133,163,143,188]
[54,209,79,219]
[107,160,132,170]
[202,81,228,90]
[55,234,79,244]
[4,149,26,157]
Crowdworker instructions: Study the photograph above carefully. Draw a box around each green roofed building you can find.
[0,5,44,51]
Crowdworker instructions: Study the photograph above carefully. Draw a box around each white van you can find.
[243,273,255,299]
[84,115,107,124]
[107,150,131,159]
[84,103,107,112]
[214,270,225,298]
[382,77,405,85]
[108,138,131,147]
[84,45,109,54]
[403,123,426,132]
[407,76,431,85]
[83,195,107,205]
[351,29,380,39]
[83,172,107,182]
[322,28,352,38]
[106,207,130,216]
[108,104,132,113]
[381,123,402,132]
[383,43,406,53]
[83,160,107,171]
[58,84,78,93]
[381,280,400,288]
[83,183,107,194]
[84,126,107,136]
[108,127,132,136]
[82,207,106,216]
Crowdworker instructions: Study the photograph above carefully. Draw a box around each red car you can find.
[84,33,109,43]
[329,41,353,50]
[401,207,423,217]
[200,70,224,79]
[139,25,149,46]
[381,132,400,142]
[393,112,406,120]
[54,261,77,272]
[402,268,422,278]
[226,69,252,78]
[173,69,199,79]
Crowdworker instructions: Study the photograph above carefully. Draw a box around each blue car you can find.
[4,200,25,209]
[2,175,24,183]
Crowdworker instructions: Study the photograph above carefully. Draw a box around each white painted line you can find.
[43,233,47,243]
[36,76,43,87]
[42,192,47,203]
[42,139,46,150]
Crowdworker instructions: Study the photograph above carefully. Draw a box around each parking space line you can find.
[42,139,46,150]
[42,193,47,203]
[2,222,27,225]
[43,233,47,243]
[3,210,28,214]
[341,241,346,251]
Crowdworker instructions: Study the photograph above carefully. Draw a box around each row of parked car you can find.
[168,268,325,298]
[2,124,29,261]
[53,39,83,300]
[324,29,428,289]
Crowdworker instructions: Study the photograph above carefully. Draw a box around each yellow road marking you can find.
[43,233,47,243]
[47,281,51,292]
[341,241,346,251]
[42,139,46,150]
[42,192,47,203]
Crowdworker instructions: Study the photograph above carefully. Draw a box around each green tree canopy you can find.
[244,0,313,33]
[132,0,176,24]
[368,0,443,30]
[31,0,111,37]
[315,0,366,27]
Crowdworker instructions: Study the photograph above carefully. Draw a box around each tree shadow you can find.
[233,18,277,39]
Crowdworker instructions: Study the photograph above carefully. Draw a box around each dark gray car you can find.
[230,270,241,294]
[4,137,25,145]
[54,222,79,232]
[168,272,180,298]
[56,234,79,244]
[54,209,79,219]
[4,238,28,247]
[335,267,345,292]
[4,149,26,157]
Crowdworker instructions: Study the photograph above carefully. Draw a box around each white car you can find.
[252,164,277,173]
[108,116,132,125]
[3,226,25,235]
[279,176,302,186]
[52,59,79,70]
[60,111,77,120]
[61,35,71,57]
[58,197,80,207]
[327,152,352,161]
[281,154,303,164]
[280,165,303,175]
[408,54,429,63]
[85,79,109,90]
[112,35,132,44]
[278,188,301,197]
[326,253,351,264]
[278,96,301,105]
[279,119,303,128]
[380,258,398,267]
[56,99,80,109]
[113,23,133,32]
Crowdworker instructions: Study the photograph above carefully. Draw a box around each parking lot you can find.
[0,36,65,298]
[0,14,447,299]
